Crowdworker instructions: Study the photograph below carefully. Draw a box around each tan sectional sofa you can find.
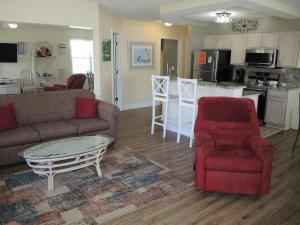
[0,89,120,167]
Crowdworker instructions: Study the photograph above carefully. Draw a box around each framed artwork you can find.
[58,44,67,55]
[102,39,111,61]
[129,42,154,69]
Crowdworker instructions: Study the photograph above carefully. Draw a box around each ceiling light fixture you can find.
[69,25,93,30]
[164,22,173,27]
[8,23,18,29]
[215,11,232,23]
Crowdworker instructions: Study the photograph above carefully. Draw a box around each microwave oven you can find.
[245,49,278,68]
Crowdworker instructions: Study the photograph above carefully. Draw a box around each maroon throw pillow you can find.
[0,103,18,132]
[76,96,98,118]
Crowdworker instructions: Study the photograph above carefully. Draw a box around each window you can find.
[70,39,93,74]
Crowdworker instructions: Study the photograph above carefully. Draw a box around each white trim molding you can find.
[123,101,160,110]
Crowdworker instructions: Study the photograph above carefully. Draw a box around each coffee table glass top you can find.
[22,135,114,159]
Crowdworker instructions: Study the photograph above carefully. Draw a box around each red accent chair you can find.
[194,97,275,195]
[43,74,86,91]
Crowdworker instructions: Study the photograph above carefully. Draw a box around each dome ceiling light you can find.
[164,22,173,27]
[215,11,232,23]
[8,23,18,29]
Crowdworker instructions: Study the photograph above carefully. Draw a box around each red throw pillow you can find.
[0,103,18,132]
[76,96,98,118]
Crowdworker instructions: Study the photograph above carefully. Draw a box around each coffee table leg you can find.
[48,173,54,191]
[95,160,102,177]
[47,162,54,191]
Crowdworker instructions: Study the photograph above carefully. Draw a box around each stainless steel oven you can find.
[243,88,267,125]
[245,49,278,68]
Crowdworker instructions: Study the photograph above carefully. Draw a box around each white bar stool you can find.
[151,75,172,138]
[177,78,198,148]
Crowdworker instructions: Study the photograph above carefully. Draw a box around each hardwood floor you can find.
[1,107,300,225]
[109,107,300,225]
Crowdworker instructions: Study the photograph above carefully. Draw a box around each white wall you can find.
[121,20,188,109]
[0,24,92,80]
[98,6,122,104]
[96,7,189,109]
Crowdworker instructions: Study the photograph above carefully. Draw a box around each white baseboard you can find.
[123,102,152,110]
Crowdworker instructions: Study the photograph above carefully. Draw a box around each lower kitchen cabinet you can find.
[265,88,300,130]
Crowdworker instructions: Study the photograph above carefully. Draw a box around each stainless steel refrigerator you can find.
[192,49,233,82]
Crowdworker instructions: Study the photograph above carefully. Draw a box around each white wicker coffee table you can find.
[21,135,114,191]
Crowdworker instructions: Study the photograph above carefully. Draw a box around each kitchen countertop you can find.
[198,81,246,90]
[268,86,300,91]
[170,79,246,90]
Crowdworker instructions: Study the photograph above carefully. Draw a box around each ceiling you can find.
[183,7,270,22]
[96,0,300,26]
[96,0,183,20]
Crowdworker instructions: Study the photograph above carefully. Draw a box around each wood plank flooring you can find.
[1,107,300,225]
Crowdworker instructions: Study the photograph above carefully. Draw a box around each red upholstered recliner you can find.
[43,74,86,91]
[194,97,275,195]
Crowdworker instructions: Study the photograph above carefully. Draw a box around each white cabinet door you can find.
[262,33,278,48]
[7,86,20,94]
[278,32,299,67]
[265,90,288,128]
[230,35,247,65]
[216,35,232,49]
[0,87,8,94]
[246,33,262,49]
[204,36,217,49]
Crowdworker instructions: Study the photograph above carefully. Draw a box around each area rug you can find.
[0,148,191,225]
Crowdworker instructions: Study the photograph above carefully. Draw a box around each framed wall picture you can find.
[58,44,67,55]
[129,42,154,69]
[102,39,111,61]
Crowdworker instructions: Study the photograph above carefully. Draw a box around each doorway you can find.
[160,39,179,78]
[112,32,123,110]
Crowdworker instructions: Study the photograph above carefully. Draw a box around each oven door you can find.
[243,88,266,125]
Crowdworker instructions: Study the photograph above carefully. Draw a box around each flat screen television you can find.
[0,43,17,63]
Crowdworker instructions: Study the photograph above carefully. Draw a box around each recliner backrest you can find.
[66,74,86,89]
[194,97,260,148]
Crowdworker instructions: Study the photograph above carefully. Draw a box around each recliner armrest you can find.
[195,131,215,148]
[247,135,275,158]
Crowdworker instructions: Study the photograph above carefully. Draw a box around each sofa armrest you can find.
[97,100,120,136]
[195,131,215,148]
[247,135,275,158]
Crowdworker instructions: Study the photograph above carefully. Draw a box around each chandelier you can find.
[215,11,232,23]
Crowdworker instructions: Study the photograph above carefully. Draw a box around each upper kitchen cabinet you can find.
[230,35,247,65]
[277,32,300,68]
[246,33,278,49]
[246,33,262,49]
[204,36,217,49]
[262,33,278,48]
[216,35,232,49]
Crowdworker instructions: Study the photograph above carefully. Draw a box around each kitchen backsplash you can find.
[280,68,300,88]
[234,66,300,88]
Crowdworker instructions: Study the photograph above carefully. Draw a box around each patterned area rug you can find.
[0,148,191,225]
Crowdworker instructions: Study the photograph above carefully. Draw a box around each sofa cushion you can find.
[32,121,77,140]
[0,89,95,126]
[67,118,109,134]
[0,126,40,148]
[0,103,18,132]
[76,96,98,118]
[206,148,262,173]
